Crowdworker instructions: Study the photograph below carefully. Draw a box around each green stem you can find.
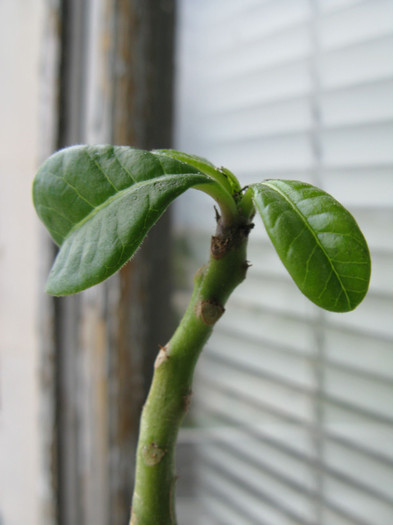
[130,215,252,525]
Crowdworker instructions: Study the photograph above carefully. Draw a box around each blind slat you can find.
[175,1,393,523]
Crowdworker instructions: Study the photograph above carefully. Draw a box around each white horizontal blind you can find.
[174,1,393,524]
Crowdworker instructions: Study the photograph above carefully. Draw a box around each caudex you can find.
[33,145,371,524]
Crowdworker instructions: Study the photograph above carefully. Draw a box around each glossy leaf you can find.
[251,180,371,312]
[33,145,213,295]
[155,149,242,194]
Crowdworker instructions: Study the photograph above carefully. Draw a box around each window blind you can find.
[174,1,393,524]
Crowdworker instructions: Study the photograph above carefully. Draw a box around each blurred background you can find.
[1,1,393,524]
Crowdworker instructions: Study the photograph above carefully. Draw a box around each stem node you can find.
[142,443,167,466]
[154,344,170,369]
[195,299,225,326]
[211,235,231,259]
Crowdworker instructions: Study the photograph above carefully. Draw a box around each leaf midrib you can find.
[61,173,209,244]
[261,181,352,310]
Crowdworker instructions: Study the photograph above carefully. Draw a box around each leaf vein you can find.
[329,259,369,265]
[112,149,137,183]
[38,204,74,226]
[285,225,307,256]
[317,270,334,302]
[152,155,167,177]
[302,244,318,288]
[85,148,120,192]
[60,175,96,208]
[262,182,352,310]
[59,156,96,208]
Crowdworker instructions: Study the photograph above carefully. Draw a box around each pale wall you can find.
[0,1,45,524]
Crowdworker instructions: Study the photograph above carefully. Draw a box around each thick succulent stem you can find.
[130,216,252,524]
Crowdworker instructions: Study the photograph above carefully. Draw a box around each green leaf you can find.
[155,149,242,195]
[251,180,371,312]
[33,145,213,295]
